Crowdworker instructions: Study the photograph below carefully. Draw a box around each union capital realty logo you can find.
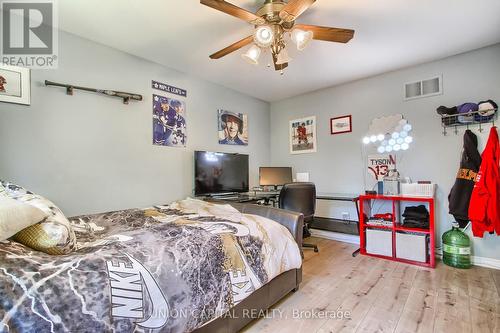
[106,253,170,329]
[1,0,58,68]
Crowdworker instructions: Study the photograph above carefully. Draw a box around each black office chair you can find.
[279,182,319,253]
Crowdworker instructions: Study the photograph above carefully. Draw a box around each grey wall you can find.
[0,31,270,216]
[270,43,500,260]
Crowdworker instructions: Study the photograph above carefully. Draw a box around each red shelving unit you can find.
[359,195,435,268]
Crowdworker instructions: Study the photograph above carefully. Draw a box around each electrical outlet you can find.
[342,212,350,220]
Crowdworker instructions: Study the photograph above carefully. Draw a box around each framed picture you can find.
[218,110,248,146]
[330,115,352,135]
[289,116,317,154]
[0,64,31,105]
[152,94,187,147]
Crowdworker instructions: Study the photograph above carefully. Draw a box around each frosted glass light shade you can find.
[275,48,292,65]
[254,25,274,48]
[242,45,261,65]
[291,29,313,51]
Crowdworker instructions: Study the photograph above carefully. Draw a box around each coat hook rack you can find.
[440,108,498,136]
[44,80,143,105]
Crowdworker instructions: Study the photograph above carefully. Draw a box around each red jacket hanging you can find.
[469,126,500,237]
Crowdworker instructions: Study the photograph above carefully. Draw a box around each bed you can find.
[0,198,303,333]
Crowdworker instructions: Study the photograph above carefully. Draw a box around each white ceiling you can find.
[59,0,500,102]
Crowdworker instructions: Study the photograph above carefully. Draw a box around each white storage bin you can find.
[396,232,428,263]
[366,229,392,257]
[401,183,436,197]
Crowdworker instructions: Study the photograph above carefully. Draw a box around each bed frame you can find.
[193,203,304,333]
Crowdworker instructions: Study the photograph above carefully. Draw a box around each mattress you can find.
[0,198,302,333]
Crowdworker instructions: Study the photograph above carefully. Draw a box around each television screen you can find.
[195,151,249,195]
[259,167,293,186]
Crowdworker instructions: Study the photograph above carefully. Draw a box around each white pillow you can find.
[0,195,48,241]
[0,180,77,254]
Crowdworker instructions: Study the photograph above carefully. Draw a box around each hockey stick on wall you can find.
[45,80,143,105]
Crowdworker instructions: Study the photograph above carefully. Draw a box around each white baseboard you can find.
[435,250,500,270]
[471,256,500,270]
[310,229,359,245]
[312,230,500,270]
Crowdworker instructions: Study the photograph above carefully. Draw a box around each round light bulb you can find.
[400,131,408,138]
[254,25,274,48]
[370,135,377,143]
[386,146,393,152]
[393,144,401,151]
[397,138,404,144]
[392,132,400,139]
[401,143,409,150]
[389,139,396,146]
[405,136,413,144]
[403,124,412,132]
[363,137,370,144]
[377,134,385,141]
[377,146,386,153]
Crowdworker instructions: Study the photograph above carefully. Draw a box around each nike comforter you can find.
[0,198,302,332]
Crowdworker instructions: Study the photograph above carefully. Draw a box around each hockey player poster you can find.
[289,116,317,154]
[153,94,187,147]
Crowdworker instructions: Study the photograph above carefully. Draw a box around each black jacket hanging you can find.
[448,130,482,228]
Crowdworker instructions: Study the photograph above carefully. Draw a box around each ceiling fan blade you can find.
[272,53,288,71]
[279,0,316,23]
[209,35,254,59]
[201,0,265,25]
[295,24,355,43]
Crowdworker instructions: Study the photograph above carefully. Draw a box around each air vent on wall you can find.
[404,75,442,100]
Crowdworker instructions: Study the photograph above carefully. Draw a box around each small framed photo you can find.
[330,115,352,135]
[0,64,31,106]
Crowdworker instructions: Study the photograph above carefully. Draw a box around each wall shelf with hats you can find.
[437,100,498,135]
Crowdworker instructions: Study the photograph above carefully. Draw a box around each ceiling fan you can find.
[201,0,355,73]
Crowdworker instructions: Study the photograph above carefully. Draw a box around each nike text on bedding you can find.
[106,253,169,329]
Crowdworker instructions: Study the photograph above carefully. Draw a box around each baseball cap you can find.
[474,100,498,122]
[457,103,478,124]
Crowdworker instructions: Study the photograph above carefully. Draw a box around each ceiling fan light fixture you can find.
[291,28,313,51]
[275,48,292,65]
[254,25,274,48]
[241,45,261,65]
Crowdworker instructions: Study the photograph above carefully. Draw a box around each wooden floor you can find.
[243,237,500,333]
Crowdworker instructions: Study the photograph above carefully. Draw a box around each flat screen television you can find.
[194,151,249,196]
